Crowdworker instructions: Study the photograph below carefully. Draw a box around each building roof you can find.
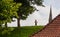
[30,14,60,37]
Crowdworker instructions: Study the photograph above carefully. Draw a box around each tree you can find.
[0,0,21,27]
[14,0,44,27]
[0,0,21,36]
[14,0,34,27]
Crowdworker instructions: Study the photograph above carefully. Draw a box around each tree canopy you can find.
[0,0,21,25]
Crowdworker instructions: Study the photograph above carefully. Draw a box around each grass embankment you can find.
[2,26,44,37]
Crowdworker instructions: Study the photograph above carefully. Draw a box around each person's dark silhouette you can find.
[35,20,37,26]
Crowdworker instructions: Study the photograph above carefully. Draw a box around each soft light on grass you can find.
[2,26,44,37]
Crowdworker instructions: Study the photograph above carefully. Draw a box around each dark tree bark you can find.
[5,22,7,28]
[0,24,1,27]
[17,18,20,27]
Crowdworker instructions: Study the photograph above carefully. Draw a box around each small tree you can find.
[0,0,21,36]
[0,0,21,27]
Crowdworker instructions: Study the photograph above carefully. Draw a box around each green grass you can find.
[2,26,44,37]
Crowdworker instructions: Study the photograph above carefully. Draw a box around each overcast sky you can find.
[8,0,60,27]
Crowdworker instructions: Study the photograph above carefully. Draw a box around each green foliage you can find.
[29,0,44,6]
[14,0,44,6]
[2,27,15,35]
[14,0,30,6]
[14,0,35,20]
[0,0,21,24]
[14,0,44,20]
[18,6,35,20]
[0,27,15,37]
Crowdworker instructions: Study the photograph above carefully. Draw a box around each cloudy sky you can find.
[8,0,60,27]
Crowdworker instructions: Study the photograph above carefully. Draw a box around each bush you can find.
[2,27,15,35]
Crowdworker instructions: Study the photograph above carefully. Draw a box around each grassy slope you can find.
[3,26,44,37]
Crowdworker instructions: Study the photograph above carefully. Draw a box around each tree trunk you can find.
[5,22,7,28]
[17,18,20,27]
[0,24,1,27]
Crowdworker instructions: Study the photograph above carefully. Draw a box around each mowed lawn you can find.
[2,26,44,37]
